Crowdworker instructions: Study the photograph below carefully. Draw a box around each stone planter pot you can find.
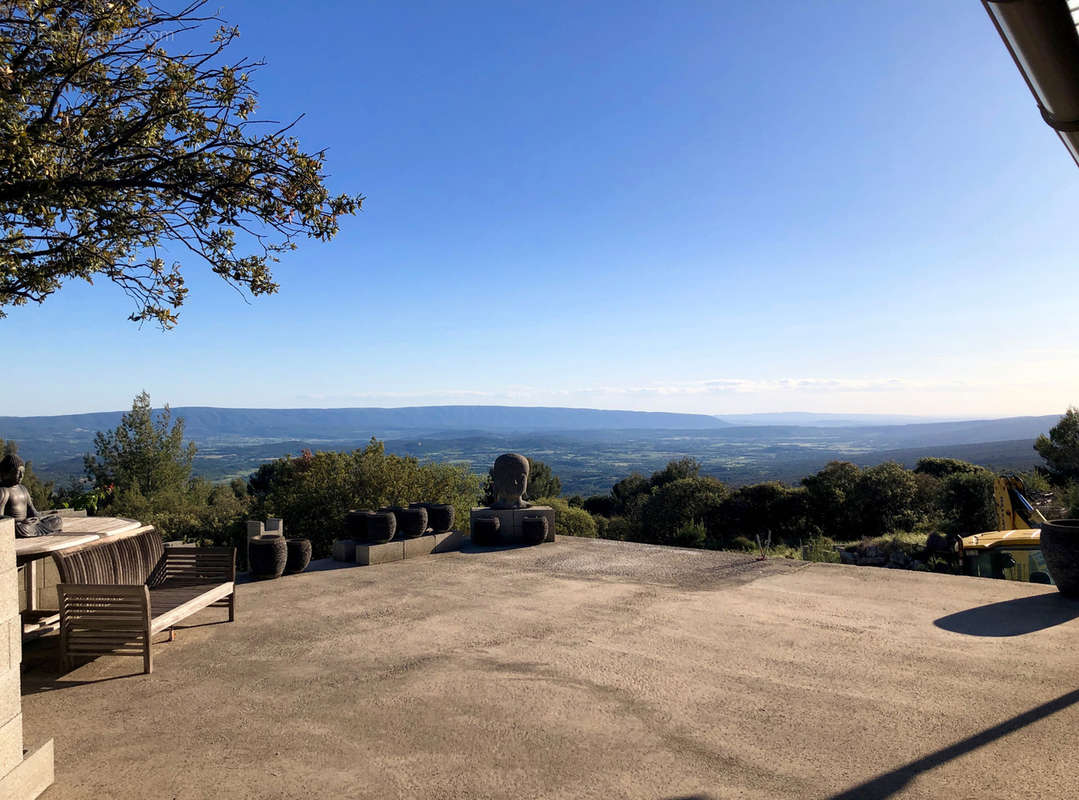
[285,538,312,574]
[1040,519,1079,596]
[249,535,287,579]
[345,510,372,540]
[413,503,454,533]
[392,506,428,539]
[366,511,396,544]
[471,516,500,547]
[520,515,548,545]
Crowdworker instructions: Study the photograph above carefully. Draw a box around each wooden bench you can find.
[52,529,236,674]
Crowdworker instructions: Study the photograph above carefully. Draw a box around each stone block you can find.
[332,539,358,562]
[356,539,405,566]
[35,560,58,613]
[401,535,437,560]
[354,531,466,566]
[0,739,54,800]
[8,615,20,672]
[470,506,556,545]
[0,614,18,674]
[0,712,23,777]
[0,669,18,729]
[431,529,467,553]
[247,518,283,539]
[0,519,12,565]
[0,568,17,623]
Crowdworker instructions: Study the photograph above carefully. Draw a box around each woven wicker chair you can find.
[53,528,236,674]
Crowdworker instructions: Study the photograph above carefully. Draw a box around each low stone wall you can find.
[837,546,930,571]
[333,530,466,566]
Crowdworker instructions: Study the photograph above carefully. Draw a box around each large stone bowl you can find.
[412,502,454,533]
[249,535,287,579]
[1040,519,1079,596]
[390,506,428,539]
[285,538,312,574]
[344,510,372,541]
[365,511,396,544]
[471,516,500,547]
[520,515,548,545]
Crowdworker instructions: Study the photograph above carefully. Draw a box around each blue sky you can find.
[7,1,1079,417]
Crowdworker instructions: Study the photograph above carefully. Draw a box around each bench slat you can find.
[150,581,234,634]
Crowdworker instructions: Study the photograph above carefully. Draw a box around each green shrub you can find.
[639,477,729,545]
[251,439,482,557]
[592,514,609,539]
[849,462,921,537]
[670,521,707,548]
[1019,470,1051,493]
[1064,482,1079,518]
[534,497,596,538]
[803,536,840,563]
[730,535,756,552]
[707,482,813,548]
[914,457,983,479]
[604,516,638,541]
[940,470,995,534]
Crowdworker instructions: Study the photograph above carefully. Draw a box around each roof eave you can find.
[984,0,1079,167]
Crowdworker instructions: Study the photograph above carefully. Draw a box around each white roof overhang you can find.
[984,0,1079,166]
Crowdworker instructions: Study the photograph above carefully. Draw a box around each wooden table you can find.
[16,516,145,637]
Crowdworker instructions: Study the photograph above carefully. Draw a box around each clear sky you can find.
[6,1,1079,418]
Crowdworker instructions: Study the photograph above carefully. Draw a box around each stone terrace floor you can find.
[19,537,1079,799]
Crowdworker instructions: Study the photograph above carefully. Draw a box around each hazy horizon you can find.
[4,1,1077,419]
[0,400,1056,424]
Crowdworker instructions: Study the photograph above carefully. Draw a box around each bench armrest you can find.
[56,583,151,626]
[160,546,236,583]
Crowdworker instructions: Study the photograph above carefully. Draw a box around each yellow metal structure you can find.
[961,476,1052,584]
[990,475,1047,532]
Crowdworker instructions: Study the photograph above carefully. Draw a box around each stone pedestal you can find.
[332,539,358,563]
[470,506,557,545]
[0,518,54,800]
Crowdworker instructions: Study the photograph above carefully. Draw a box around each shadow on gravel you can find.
[458,542,534,554]
[302,558,361,573]
[829,688,1079,800]
[20,633,167,693]
[934,592,1079,636]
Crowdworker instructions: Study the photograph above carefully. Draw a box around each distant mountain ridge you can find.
[715,412,964,427]
[0,404,729,442]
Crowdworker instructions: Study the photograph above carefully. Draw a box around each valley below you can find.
[0,406,1055,495]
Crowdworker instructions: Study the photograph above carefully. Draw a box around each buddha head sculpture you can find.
[0,454,24,488]
[489,453,531,509]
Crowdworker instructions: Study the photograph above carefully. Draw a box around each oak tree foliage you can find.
[0,0,362,327]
